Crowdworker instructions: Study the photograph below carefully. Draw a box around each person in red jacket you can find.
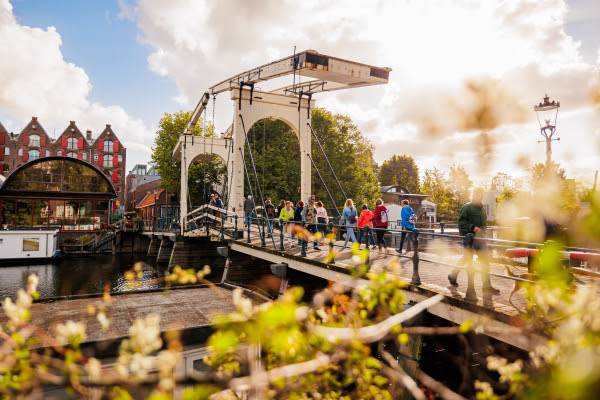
[371,198,389,253]
[357,204,377,250]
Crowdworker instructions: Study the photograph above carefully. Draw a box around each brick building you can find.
[0,117,127,208]
[125,164,161,213]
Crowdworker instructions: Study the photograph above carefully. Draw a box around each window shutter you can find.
[40,135,46,147]
[23,133,29,146]
[0,133,4,145]
[113,140,119,152]
[113,156,118,167]
[112,171,118,183]
[77,152,83,160]
[0,148,4,161]
[77,137,84,149]
[98,139,104,151]
[0,164,3,174]
[22,151,29,162]
[61,150,66,156]
[62,136,68,148]
[98,154,103,166]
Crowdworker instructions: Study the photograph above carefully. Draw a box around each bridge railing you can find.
[206,212,600,302]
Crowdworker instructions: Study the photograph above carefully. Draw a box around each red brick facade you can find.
[0,117,127,206]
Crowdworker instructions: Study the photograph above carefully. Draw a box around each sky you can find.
[0,0,599,186]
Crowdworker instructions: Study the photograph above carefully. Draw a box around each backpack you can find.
[408,213,417,225]
[348,208,357,224]
[266,205,275,216]
[380,208,389,224]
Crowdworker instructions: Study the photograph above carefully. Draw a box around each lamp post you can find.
[533,94,560,165]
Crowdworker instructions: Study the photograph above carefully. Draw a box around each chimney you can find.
[32,116,38,121]
[86,130,92,140]
[106,124,111,128]
[70,121,75,125]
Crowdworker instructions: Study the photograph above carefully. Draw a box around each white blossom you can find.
[54,320,87,344]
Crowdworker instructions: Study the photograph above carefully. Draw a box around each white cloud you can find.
[0,0,154,169]
[125,0,600,182]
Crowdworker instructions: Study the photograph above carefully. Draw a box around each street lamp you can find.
[533,94,560,165]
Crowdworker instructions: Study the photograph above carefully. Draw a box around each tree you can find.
[490,172,522,192]
[421,167,457,222]
[310,109,380,214]
[447,164,473,207]
[529,161,566,187]
[242,109,380,215]
[150,111,224,205]
[378,154,420,193]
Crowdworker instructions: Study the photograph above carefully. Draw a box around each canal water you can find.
[0,253,225,300]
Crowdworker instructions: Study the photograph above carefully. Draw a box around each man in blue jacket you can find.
[395,199,415,254]
[448,187,500,298]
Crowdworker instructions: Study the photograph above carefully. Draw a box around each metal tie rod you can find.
[307,122,347,200]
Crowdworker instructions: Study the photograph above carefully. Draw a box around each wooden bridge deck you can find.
[188,224,600,350]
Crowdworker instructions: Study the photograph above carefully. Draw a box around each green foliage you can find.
[529,161,566,187]
[241,109,380,215]
[421,167,458,222]
[378,154,420,193]
[310,109,380,213]
[150,111,223,205]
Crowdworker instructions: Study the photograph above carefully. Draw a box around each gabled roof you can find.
[55,120,85,141]
[15,117,51,141]
[136,189,165,209]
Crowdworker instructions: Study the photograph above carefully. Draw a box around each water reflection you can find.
[0,253,224,300]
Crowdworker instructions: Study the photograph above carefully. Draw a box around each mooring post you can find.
[464,233,477,301]
[440,221,445,234]
[260,216,266,247]
[247,218,251,244]
[234,215,238,240]
[410,229,421,285]
[328,221,335,264]
[220,213,225,240]
[300,231,307,257]
[279,221,285,251]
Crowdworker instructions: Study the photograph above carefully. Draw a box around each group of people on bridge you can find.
[241,194,420,255]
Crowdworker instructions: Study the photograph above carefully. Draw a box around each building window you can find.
[4,147,8,156]
[93,153,98,161]
[82,153,87,161]
[103,154,113,167]
[104,140,113,153]
[67,137,78,150]
[18,148,23,156]
[67,152,77,158]
[29,135,40,147]
[118,155,123,163]
[29,150,40,161]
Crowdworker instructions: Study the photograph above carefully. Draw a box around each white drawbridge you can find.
[172,50,391,235]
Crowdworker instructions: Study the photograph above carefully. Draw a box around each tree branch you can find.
[417,369,468,400]
[312,293,444,343]
[379,344,426,400]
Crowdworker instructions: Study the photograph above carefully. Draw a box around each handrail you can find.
[196,212,600,302]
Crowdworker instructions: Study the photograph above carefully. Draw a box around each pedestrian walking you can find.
[357,204,377,250]
[448,188,500,297]
[395,199,415,254]
[214,194,224,227]
[264,198,275,237]
[316,201,329,244]
[279,201,295,247]
[276,200,286,229]
[301,195,320,251]
[371,198,389,253]
[243,195,254,227]
[293,200,305,245]
[341,199,358,247]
